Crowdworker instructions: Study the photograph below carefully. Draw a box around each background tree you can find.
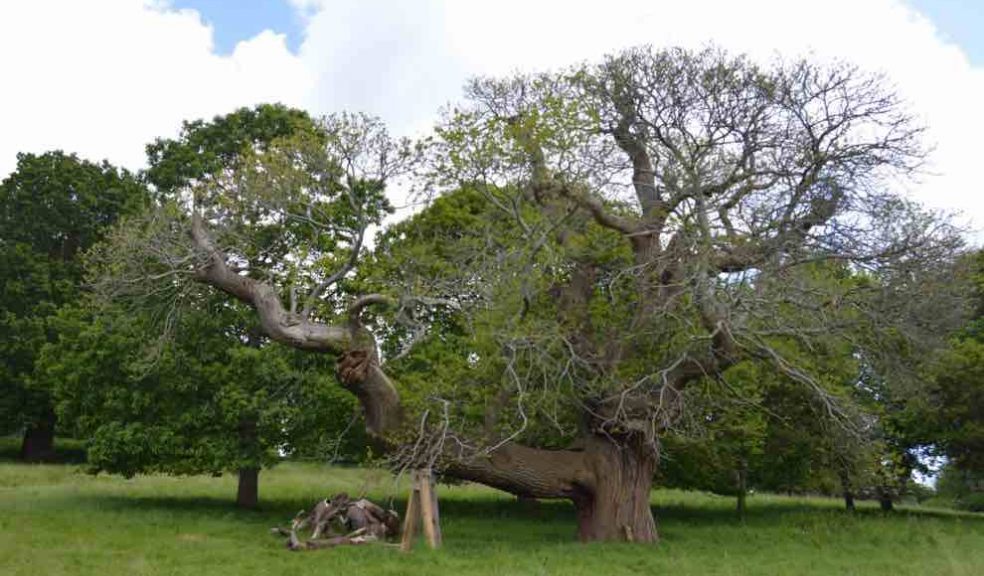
[930,250,984,474]
[912,249,984,510]
[658,298,870,515]
[41,300,365,508]
[84,107,395,507]
[0,151,146,461]
[53,104,371,508]
[658,362,769,521]
[144,103,343,508]
[145,103,325,195]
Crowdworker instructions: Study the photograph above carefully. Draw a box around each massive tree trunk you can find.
[447,435,658,543]
[20,405,56,462]
[573,436,658,543]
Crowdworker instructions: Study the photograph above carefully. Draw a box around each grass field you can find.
[2,458,983,575]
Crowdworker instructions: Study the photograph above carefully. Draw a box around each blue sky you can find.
[172,0,304,53]
[176,0,984,65]
[909,0,984,64]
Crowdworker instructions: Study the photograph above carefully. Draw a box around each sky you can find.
[1,0,982,241]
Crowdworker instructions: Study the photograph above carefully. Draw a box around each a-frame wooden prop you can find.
[400,468,442,551]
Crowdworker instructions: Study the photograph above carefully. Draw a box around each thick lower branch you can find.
[446,436,659,543]
[189,214,399,436]
[444,443,591,500]
[190,214,354,353]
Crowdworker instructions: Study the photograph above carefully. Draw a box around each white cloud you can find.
[1,0,981,240]
[0,0,312,178]
[294,0,984,240]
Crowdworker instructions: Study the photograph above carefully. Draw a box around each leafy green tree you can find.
[660,334,872,516]
[930,251,984,473]
[905,249,984,510]
[936,461,984,511]
[145,103,325,195]
[61,104,368,508]
[0,151,146,460]
[659,362,769,521]
[932,338,984,473]
[42,300,364,507]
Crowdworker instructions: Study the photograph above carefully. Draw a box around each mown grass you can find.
[1,459,983,575]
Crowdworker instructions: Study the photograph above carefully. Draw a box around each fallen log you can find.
[273,493,400,551]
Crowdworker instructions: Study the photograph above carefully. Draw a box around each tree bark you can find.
[237,467,260,509]
[190,214,401,438]
[446,435,658,542]
[843,489,856,512]
[572,436,658,543]
[20,405,56,462]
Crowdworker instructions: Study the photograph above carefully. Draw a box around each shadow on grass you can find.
[79,493,294,524]
[0,436,87,464]
[75,486,984,549]
[80,492,576,522]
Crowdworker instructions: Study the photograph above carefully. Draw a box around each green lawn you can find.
[1,460,983,576]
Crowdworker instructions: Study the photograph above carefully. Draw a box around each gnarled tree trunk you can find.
[448,435,658,543]
[573,436,658,543]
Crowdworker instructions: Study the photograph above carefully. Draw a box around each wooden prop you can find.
[400,468,442,551]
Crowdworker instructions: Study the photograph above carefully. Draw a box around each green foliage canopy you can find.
[0,151,146,438]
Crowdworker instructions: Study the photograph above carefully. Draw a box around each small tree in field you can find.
[60,105,367,508]
[42,299,365,509]
[93,47,966,542]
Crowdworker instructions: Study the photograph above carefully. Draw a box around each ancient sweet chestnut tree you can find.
[410,46,964,541]
[94,47,965,543]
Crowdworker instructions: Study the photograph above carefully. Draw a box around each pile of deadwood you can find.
[273,492,401,551]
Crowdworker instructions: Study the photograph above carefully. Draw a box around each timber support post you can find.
[400,468,442,551]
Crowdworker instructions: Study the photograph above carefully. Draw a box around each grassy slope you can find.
[1,461,983,576]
